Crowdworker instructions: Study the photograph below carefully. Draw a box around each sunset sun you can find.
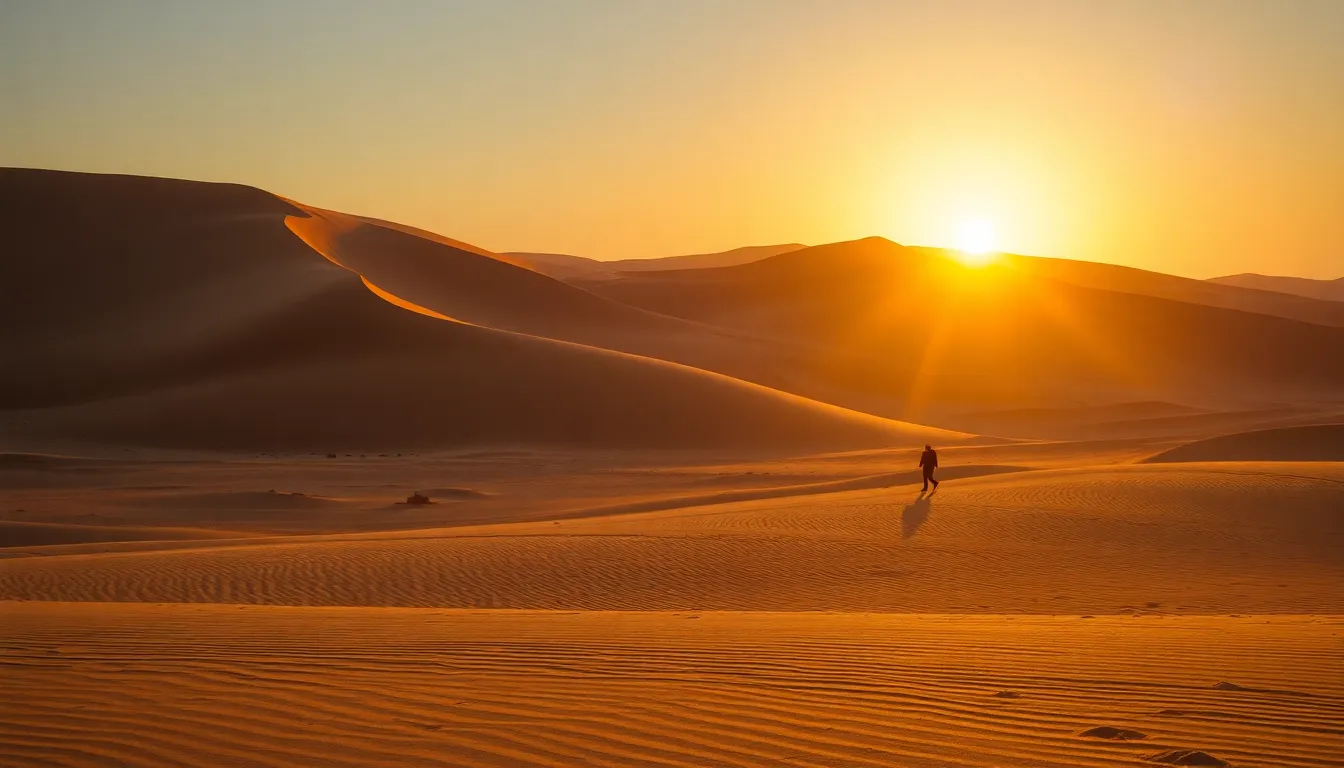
[954,217,997,265]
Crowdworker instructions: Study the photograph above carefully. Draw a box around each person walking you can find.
[919,444,940,492]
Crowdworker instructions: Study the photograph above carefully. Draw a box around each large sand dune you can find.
[0,169,960,452]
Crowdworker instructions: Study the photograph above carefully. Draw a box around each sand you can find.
[4,168,1343,766]
[2,607,1339,768]
[3,461,1341,612]
[3,436,1342,765]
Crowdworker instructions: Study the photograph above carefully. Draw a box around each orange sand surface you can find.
[2,605,1339,768]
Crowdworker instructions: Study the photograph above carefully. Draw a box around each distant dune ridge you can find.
[3,167,1342,450]
[507,243,806,280]
[1209,272,1344,302]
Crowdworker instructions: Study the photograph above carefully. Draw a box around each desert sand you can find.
[3,169,1342,767]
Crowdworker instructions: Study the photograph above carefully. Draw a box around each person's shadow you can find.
[902,491,934,538]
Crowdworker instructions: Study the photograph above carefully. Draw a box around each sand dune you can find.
[0,170,961,452]
[6,319,964,453]
[4,462,1339,611]
[585,237,1344,418]
[1144,424,1344,463]
[2,605,1338,768]
[1209,273,1344,303]
[10,169,1338,445]
[283,204,842,405]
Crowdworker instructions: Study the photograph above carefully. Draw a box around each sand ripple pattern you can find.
[2,606,1340,768]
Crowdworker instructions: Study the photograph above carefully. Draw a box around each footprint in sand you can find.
[1146,749,1231,766]
[991,690,1020,699]
[1079,726,1147,740]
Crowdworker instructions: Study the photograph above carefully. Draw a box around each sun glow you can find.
[954,218,998,265]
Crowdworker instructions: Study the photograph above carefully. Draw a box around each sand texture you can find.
[2,606,1340,768]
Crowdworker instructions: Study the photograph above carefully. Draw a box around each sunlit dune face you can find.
[954,218,998,266]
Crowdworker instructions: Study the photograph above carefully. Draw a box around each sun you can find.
[954,218,998,265]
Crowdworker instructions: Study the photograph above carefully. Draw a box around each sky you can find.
[3,0,1342,279]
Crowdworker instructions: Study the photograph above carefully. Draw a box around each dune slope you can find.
[1144,424,1344,463]
[584,238,1344,415]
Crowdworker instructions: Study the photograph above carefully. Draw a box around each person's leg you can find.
[922,467,931,491]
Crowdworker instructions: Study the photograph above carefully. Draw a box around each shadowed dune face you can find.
[0,169,346,407]
[0,169,964,452]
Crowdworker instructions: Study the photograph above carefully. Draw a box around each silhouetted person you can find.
[919,444,939,491]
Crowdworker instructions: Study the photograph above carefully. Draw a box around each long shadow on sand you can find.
[902,492,934,538]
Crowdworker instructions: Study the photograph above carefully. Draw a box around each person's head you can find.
[924,444,931,450]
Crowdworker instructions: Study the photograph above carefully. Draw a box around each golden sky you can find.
[3,1,1342,278]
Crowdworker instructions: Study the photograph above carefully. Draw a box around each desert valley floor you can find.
[3,434,1342,768]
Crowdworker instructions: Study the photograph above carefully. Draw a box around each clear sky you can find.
[3,1,1342,278]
